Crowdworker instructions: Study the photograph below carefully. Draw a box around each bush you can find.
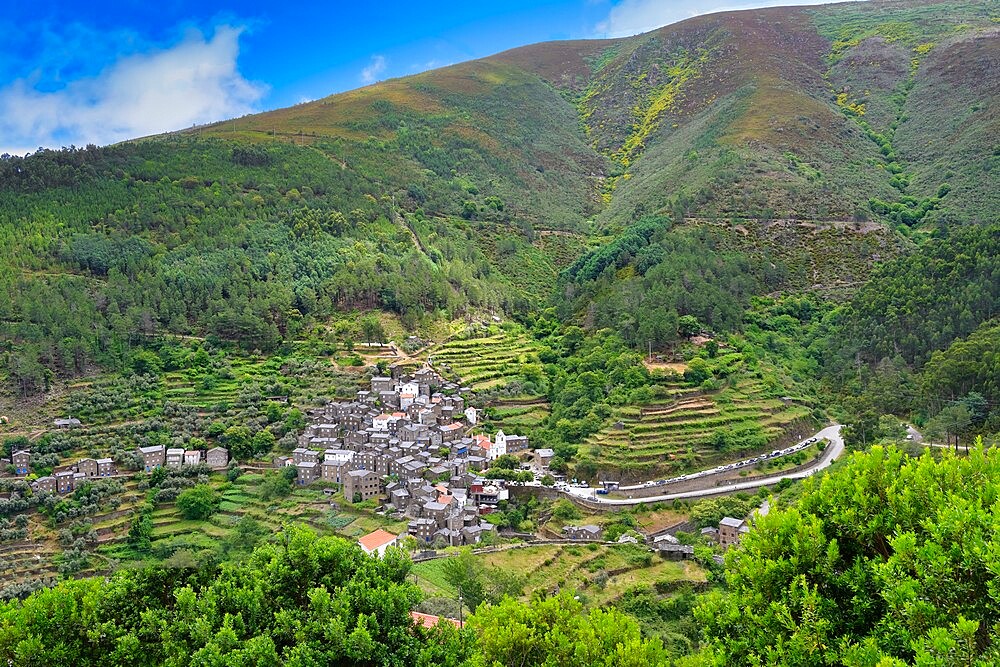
[175,485,218,520]
[552,499,582,521]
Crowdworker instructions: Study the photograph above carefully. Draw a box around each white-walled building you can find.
[358,529,400,557]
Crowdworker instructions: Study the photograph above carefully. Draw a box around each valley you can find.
[0,0,998,663]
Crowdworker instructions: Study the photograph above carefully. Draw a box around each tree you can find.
[958,391,988,425]
[926,404,972,451]
[175,485,218,520]
[683,357,710,385]
[470,591,668,666]
[360,315,386,344]
[551,499,582,521]
[693,442,1000,665]
[251,430,276,457]
[222,425,254,460]
[441,548,488,611]
[491,454,519,471]
[260,471,292,500]
[126,507,153,552]
[130,349,163,377]
[0,527,464,665]
[678,315,701,338]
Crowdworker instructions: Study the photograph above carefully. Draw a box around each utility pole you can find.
[457,590,464,653]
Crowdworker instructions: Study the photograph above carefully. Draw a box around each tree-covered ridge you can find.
[831,224,999,368]
[0,141,535,394]
[691,443,1000,665]
[558,219,783,349]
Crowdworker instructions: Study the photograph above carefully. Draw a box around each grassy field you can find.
[412,543,706,609]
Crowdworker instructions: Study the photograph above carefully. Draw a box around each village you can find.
[1,366,537,551]
[280,364,532,548]
[2,363,757,558]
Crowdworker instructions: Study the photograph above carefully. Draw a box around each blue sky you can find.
[0,0,852,154]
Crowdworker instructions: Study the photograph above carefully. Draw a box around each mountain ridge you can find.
[181,0,998,229]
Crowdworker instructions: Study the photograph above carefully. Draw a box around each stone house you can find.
[296,461,318,485]
[96,458,114,476]
[371,377,394,393]
[33,476,56,494]
[344,469,380,502]
[438,423,463,443]
[658,543,695,561]
[138,445,165,471]
[12,450,30,476]
[534,448,555,467]
[408,517,436,543]
[55,471,75,494]
[183,450,202,466]
[719,517,749,549]
[292,448,318,465]
[313,424,340,438]
[562,524,603,540]
[206,447,229,469]
[76,458,98,477]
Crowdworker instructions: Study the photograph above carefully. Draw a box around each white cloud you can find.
[360,55,386,84]
[596,0,860,38]
[0,25,265,155]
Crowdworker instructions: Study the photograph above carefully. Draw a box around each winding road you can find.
[557,424,845,506]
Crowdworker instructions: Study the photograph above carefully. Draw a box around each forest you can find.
[0,142,525,396]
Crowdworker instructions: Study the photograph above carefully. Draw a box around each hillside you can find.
[0,3,999,661]
[189,0,998,229]
[493,0,999,227]
[1,0,998,441]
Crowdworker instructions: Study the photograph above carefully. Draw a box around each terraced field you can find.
[0,478,149,586]
[485,399,551,432]
[131,474,407,560]
[161,353,360,409]
[412,543,705,609]
[428,328,543,392]
[586,377,814,481]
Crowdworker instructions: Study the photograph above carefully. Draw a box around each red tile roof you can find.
[358,529,398,553]
[410,611,461,629]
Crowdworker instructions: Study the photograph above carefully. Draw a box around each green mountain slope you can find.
[500,0,997,227]
[1,0,997,394]
[191,59,606,229]
[189,0,998,228]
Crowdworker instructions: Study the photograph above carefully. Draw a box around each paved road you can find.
[558,424,845,506]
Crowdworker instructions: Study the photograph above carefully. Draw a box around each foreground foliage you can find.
[0,527,455,666]
[0,526,670,666]
[691,442,1000,665]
